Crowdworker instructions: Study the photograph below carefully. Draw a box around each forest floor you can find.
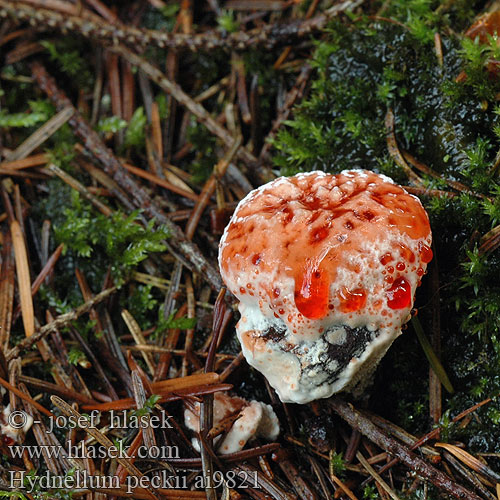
[1,1,500,499]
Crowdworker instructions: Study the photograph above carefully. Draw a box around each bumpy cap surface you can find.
[219,170,432,403]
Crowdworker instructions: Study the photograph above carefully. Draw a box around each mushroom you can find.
[184,392,279,454]
[218,170,432,404]
[1,405,33,444]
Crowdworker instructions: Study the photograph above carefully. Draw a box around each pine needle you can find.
[412,316,454,394]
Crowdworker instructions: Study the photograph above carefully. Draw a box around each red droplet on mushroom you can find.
[387,277,412,309]
[419,243,433,264]
[338,287,367,313]
[294,265,330,320]
[380,253,393,265]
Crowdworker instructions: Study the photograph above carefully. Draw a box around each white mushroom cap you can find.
[184,392,279,455]
[1,405,33,443]
[219,170,432,403]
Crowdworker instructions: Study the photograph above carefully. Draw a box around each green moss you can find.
[125,284,159,329]
[0,99,53,128]
[53,191,168,285]
[329,451,346,476]
[41,39,93,91]
[124,107,147,149]
[217,10,240,33]
[272,1,500,453]
[154,310,197,340]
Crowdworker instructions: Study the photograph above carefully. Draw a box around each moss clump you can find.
[273,1,500,452]
[28,180,169,345]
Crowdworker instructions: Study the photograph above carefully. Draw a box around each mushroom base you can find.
[238,313,403,404]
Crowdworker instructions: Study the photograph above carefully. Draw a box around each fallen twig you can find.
[7,285,118,361]
[385,109,424,186]
[0,0,364,52]
[108,45,270,182]
[4,106,74,162]
[31,62,223,290]
[329,397,484,500]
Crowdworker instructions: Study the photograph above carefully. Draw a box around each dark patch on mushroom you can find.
[299,325,378,386]
[261,323,287,343]
[260,323,379,389]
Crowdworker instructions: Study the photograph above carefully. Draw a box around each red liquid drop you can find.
[338,287,367,313]
[294,265,330,319]
[252,253,261,265]
[380,253,393,265]
[387,277,412,310]
[396,262,406,271]
[419,243,433,264]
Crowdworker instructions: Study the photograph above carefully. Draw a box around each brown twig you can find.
[0,375,54,418]
[10,219,34,337]
[0,152,47,170]
[260,63,312,161]
[0,230,14,347]
[81,383,233,411]
[108,45,271,182]
[0,0,364,52]
[272,448,318,499]
[18,375,96,405]
[361,396,494,487]
[121,161,199,202]
[7,285,118,361]
[50,395,161,500]
[200,289,227,500]
[385,109,424,186]
[402,149,484,199]
[31,61,223,290]
[429,254,442,424]
[4,106,74,162]
[185,137,242,240]
[329,397,484,500]
[479,224,500,255]
[48,163,112,216]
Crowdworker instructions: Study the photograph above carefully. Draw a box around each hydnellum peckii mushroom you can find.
[184,392,279,454]
[219,170,432,404]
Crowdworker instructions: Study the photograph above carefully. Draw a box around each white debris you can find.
[184,392,279,454]
[1,405,33,443]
